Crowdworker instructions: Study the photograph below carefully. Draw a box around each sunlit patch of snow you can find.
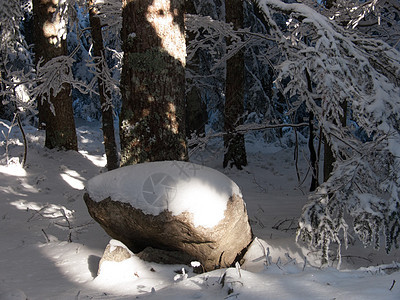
[37,241,100,285]
[59,165,86,190]
[79,150,107,167]
[10,199,45,211]
[60,173,85,190]
[10,200,74,219]
[18,179,39,193]
[0,163,27,177]
[91,240,188,296]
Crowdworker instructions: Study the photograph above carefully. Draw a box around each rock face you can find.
[84,161,253,271]
[85,194,253,271]
[98,239,133,275]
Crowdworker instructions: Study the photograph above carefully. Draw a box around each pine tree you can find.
[223,0,247,170]
[119,0,187,166]
[88,0,119,170]
[33,0,78,151]
[0,0,34,121]
[252,0,400,264]
[185,0,207,139]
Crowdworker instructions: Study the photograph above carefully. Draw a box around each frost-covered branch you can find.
[186,14,276,67]
[85,53,120,111]
[89,0,122,43]
[253,0,400,264]
[32,52,95,115]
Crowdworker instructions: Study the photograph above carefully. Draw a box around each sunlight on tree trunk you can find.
[119,0,187,166]
[33,0,77,151]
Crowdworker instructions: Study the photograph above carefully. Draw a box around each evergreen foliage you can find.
[253,0,400,264]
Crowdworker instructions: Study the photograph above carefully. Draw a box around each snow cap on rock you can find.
[86,161,242,228]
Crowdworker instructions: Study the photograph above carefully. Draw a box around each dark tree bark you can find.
[88,0,119,170]
[185,0,207,138]
[305,68,319,191]
[323,135,334,182]
[33,0,77,151]
[308,112,319,191]
[119,0,188,166]
[324,0,335,9]
[323,101,347,182]
[0,72,5,119]
[223,0,247,170]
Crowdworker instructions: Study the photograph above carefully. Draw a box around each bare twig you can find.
[389,280,396,291]
[235,122,308,133]
[41,229,50,243]
[16,113,27,167]
[272,218,298,231]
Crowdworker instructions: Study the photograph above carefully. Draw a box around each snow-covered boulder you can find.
[84,161,253,271]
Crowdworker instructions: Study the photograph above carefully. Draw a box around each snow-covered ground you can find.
[0,118,399,299]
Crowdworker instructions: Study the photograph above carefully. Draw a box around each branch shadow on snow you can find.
[0,119,113,298]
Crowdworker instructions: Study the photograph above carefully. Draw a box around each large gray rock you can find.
[84,161,253,271]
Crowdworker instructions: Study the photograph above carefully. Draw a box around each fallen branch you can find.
[188,122,308,152]
[16,113,27,167]
[41,229,50,243]
[390,280,396,291]
[235,122,308,134]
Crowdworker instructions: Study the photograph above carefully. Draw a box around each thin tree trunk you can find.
[309,112,319,191]
[323,135,334,182]
[88,0,119,170]
[323,100,347,182]
[185,0,207,139]
[223,0,247,170]
[0,71,5,119]
[33,0,77,151]
[305,68,319,191]
[119,0,187,166]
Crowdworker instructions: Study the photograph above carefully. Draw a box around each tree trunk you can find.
[309,112,319,191]
[0,71,5,119]
[324,0,335,9]
[305,68,319,191]
[119,0,187,166]
[323,135,334,182]
[33,0,77,151]
[185,0,207,138]
[223,0,247,170]
[323,101,346,182]
[88,0,119,170]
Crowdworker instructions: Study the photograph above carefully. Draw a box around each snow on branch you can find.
[32,51,96,115]
[89,0,122,43]
[186,14,276,68]
[253,0,400,264]
[85,53,120,111]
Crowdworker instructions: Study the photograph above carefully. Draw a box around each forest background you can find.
[1,0,400,267]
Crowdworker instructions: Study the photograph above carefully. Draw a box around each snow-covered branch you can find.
[32,53,95,115]
[252,0,400,263]
[85,53,120,111]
